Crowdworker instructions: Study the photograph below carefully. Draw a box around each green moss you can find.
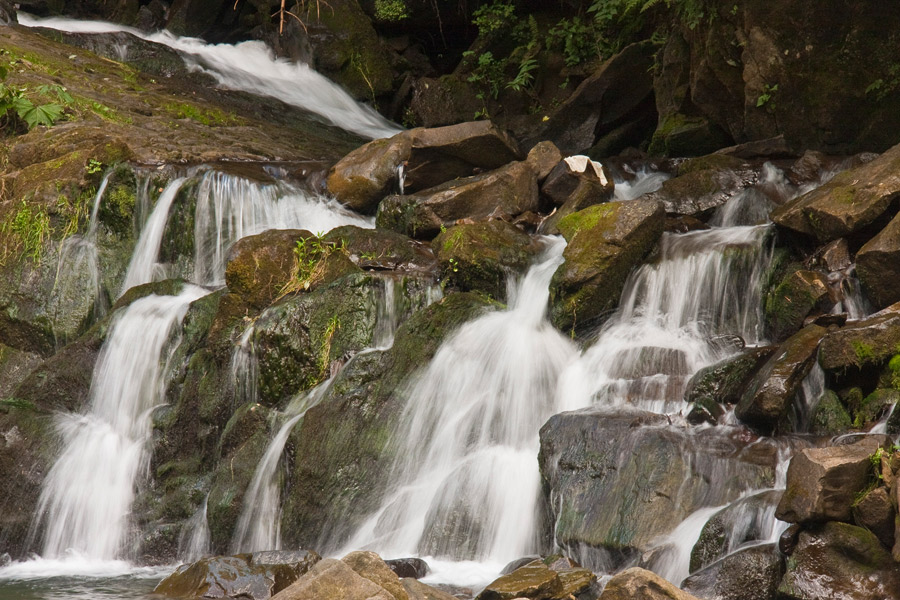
[557,203,618,241]
[852,340,876,364]
[0,200,52,264]
[162,102,239,126]
[832,185,856,205]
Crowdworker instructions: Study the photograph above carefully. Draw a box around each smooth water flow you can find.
[34,285,207,563]
[346,238,578,562]
[18,14,401,139]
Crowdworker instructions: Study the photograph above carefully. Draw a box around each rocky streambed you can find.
[0,7,900,600]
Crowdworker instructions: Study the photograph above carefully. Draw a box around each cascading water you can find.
[17,15,400,139]
[33,285,207,562]
[346,238,578,564]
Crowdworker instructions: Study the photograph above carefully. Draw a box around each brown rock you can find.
[857,211,900,310]
[376,161,539,240]
[272,558,395,600]
[526,141,564,182]
[476,560,563,600]
[225,229,313,310]
[401,578,460,600]
[598,567,700,600]
[772,142,900,241]
[342,551,409,600]
[775,436,884,524]
[734,325,825,433]
[326,133,412,215]
[817,302,900,371]
[853,485,896,549]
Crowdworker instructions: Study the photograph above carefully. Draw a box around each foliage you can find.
[472,1,516,36]
[0,64,71,135]
[756,83,778,108]
[866,63,900,103]
[547,16,601,67]
[0,200,52,264]
[282,235,348,294]
[374,0,409,21]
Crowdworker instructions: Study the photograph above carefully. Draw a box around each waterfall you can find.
[345,238,578,563]
[34,285,207,562]
[178,494,211,562]
[191,171,371,287]
[120,177,188,295]
[230,385,331,554]
[17,14,400,139]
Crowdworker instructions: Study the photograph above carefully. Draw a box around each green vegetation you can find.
[282,235,349,294]
[163,101,237,126]
[0,65,71,134]
[374,0,409,21]
[0,200,52,264]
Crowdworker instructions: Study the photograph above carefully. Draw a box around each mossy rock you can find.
[432,221,543,301]
[764,269,831,342]
[279,292,498,550]
[818,306,900,372]
[549,200,665,335]
[810,390,853,435]
[322,225,437,273]
[648,113,733,157]
[225,229,314,310]
[685,346,776,409]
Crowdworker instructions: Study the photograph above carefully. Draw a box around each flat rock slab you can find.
[599,567,700,600]
[818,301,900,371]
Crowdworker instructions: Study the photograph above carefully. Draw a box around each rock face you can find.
[549,200,665,334]
[682,544,783,600]
[772,142,900,241]
[777,522,900,600]
[154,550,321,600]
[684,347,776,411]
[598,567,700,600]
[857,211,900,310]
[734,324,825,434]
[225,229,313,310]
[539,409,774,565]
[377,161,539,240]
[817,302,900,372]
[775,436,884,524]
[765,270,831,341]
[432,221,543,300]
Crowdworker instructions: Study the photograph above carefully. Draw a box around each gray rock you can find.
[682,544,782,600]
[598,567,700,600]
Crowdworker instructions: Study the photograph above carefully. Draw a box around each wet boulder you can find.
[476,560,563,600]
[323,226,437,274]
[857,211,900,310]
[539,409,774,564]
[777,521,900,600]
[598,567,700,600]
[689,490,782,573]
[772,142,900,241]
[734,324,826,434]
[326,134,412,214]
[808,390,852,436]
[539,157,616,235]
[154,550,321,599]
[376,161,539,240]
[818,302,900,372]
[432,221,543,301]
[775,435,884,524]
[764,269,831,341]
[549,200,664,335]
[640,155,757,217]
[0,0,14,25]
[385,558,429,580]
[682,544,783,600]
[225,229,314,310]
[279,293,499,551]
[684,347,776,418]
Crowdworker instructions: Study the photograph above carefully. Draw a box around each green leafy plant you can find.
[547,16,601,67]
[282,235,348,295]
[0,200,52,264]
[756,83,778,108]
[374,0,409,21]
[85,158,103,175]
[0,66,70,133]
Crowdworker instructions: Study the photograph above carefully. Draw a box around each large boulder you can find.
[154,550,321,600]
[777,521,900,600]
[775,436,884,524]
[598,567,700,600]
[689,490,782,573]
[539,409,775,565]
[853,485,896,549]
[376,161,539,240]
[476,557,596,600]
[639,155,757,217]
[682,544,783,600]
[279,293,498,551]
[326,134,413,214]
[341,551,409,600]
[684,347,776,416]
[857,211,900,310]
[772,142,900,241]
[271,557,396,600]
[432,221,543,301]
[817,302,900,372]
[548,200,664,334]
[322,225,437,274]
[734,324,825,434]
[225,229,314,310]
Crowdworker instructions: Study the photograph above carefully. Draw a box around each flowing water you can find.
[18,15,400,139]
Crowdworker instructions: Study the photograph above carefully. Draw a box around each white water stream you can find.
[18,14,401,139]
[34,285,208,563]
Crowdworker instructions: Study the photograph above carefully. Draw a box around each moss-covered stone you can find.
[810,390,853,435]
[432,221,543,301]
[322,225,437,273]
[549,200,665,335]
[818,303,900,372]
[279,292,497,551]
[765,269,831,341]
[225,229,314,310]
